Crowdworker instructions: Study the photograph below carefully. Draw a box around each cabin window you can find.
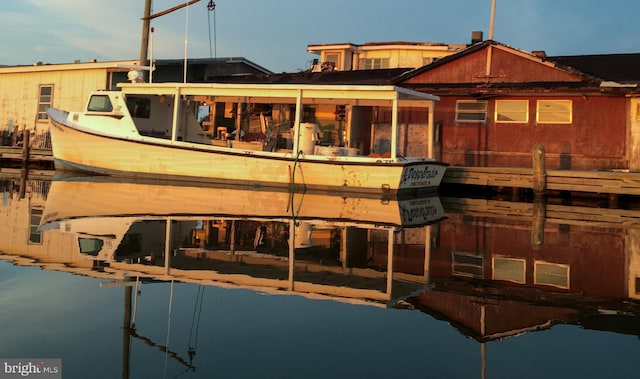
[78,238,104,256]
[36,85,53,121]
[360,57,390,70]
[495,100,528,123]
[87,95,113,112]
[536,100,572,124]
[452,251,484,278]
[126,96,151,118]
[534,261,569,288]
[493,257,526,283]
[29,207,43,244]
[455,100,487,122]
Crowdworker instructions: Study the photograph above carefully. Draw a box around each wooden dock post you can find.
[19,132,30,199]
[532,144,546,196]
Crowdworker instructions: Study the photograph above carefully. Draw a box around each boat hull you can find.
[49,114,446,195]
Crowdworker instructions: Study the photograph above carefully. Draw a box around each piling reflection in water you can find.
[2,176,640,373]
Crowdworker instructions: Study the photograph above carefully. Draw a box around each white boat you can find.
[46,82,446,195]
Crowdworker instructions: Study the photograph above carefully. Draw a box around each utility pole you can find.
[488,0,496,40]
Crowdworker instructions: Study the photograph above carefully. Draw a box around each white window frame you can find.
[29,207,43,244]
[493,257,526,283]
[36,84,54,121]
[495,100,529,123]
[422,57,435,66]
[455,100,487,122]
[360,57,390,70]
[534,260,569,289]
[323,52,341,70]
[536,100,572,124]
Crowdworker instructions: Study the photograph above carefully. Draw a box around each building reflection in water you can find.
[2,176,640,357]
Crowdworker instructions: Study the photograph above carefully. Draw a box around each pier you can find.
[3,141,640,197]
[442,166,640,196]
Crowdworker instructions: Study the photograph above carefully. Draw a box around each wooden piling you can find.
[532,144,546,196]
[19,132,29,199]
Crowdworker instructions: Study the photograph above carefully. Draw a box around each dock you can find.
[442,166,640,196]
[0,146,53,164]
[3,141,640,197]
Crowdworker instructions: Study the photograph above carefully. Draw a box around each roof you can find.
[393,40,640,90]
[547,53,640,83]
[396,40,594,81]
[155,57,273,75]
[119,81,440,104]
[205,68,413,85]
[0,60,141,74]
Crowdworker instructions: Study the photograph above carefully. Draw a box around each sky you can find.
[2,0,640,73]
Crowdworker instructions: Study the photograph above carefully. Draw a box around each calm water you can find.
[1,177,640,379]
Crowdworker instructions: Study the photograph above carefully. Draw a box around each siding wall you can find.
[436,95,627,169]
[0,69,110,134]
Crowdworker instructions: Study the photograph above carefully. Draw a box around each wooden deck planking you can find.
[444,166,640,195]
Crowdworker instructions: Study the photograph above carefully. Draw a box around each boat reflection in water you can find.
[39,177,445,306]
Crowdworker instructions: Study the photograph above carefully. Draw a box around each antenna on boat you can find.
[207,1,217,61]
[183,1,190,83]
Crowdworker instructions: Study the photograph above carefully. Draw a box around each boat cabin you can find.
[82,82,440,160]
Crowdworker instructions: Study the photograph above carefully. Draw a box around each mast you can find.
[139,1,202,67]
[139,0,152,66]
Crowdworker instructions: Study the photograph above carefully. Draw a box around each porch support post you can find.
[171,88,181,141]
[428,100,435,159]
[292,90,303,154]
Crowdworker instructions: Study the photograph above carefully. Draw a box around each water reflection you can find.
[2,176,640,377]
[36,177,444,306]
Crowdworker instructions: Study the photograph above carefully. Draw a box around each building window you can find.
[324,52,340,70]
[536,100,572,124]
[534,261,569,288]
[493,257,526,283]
[29,208,43,244]
[422,57,435,66]
[360,58,390,70]
[37,85,53,121]
[452,252,484,278]
[455,100,487,122]
[495,100,528,123]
